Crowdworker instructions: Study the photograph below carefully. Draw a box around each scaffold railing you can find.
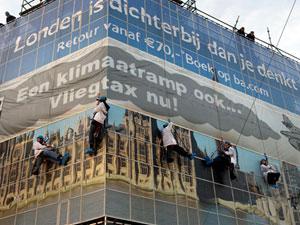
[20,0,53,16]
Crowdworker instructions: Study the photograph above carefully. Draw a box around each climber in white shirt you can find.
[31,135,70,175]
[260,159,280,188]
[85,96,110,155]
[221,141,237,180]
[161,121,196,163]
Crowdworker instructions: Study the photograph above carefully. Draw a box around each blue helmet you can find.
[37,135,44,140]
[96,96,107,102]
[224,141,231,145]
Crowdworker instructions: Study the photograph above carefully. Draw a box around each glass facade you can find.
[0,104,299,225]
[0,0,300,225]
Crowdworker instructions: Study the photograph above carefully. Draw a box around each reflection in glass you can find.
[233,189,253,221]
[199,210,218,225]
[231,170,248,190]
[191,131,217,159]
[249,193,290,225]
[197,179,217,213]
[81,190,105,221]
[215,184,235,217]
[218,215,237,225]
[107,105,128,135]
[69,197,81,224]
[152,118,197,205]
[237,219,255,225]
[0,102,297,224]
[188,207,199,224]
[36,203,57,225]
[177,205,188,225]
[106,190,130,219]
[47,121,65,148]
[154,165,176,203]
[17,210,36,225]
[283,161,300,188]
[106,155,130,193]
[155,200,177,225]
[131,195,155,224]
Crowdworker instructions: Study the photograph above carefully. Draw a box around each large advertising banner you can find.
[104,0,300,115]
[0,38,300,164]
[105,39,300,165]
[0,40,108,139]
[1,0,300,115]
[0,0,107,83]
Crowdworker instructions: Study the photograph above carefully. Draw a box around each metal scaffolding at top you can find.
[20,0,53,16]
[171,0,197,12]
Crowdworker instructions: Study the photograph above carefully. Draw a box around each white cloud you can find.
[196,0,300,59]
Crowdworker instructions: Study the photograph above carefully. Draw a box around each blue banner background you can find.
[0,0,300,115]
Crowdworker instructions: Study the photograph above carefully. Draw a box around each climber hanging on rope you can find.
[161,120,196,163]
[260,153,281,188]
[85,95,110,156]
[204,138,237,183]
[31,135,70,176]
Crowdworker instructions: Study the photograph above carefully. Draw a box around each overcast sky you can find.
[196,0,300,60]
[0,0,299,59]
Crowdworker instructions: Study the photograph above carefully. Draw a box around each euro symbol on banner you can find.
[144,37,155,49]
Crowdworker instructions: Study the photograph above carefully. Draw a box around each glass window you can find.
[16,211,36,225]
[155,200,177,225]
[197,179,217,213]
[182,48,200,74]
[107,16,127,44]
[131,195,155,224]
[283,92,296,113]
[22,17,42,54]
[164,40,174,64]
[173,43,182,67]
[0,64,6,84]
[107,105,128,135]
[20,50,37,75]
[146,33,164,60]
[36,41,54,67]
[106,190,130,219]
[218,215,237,225]
[78,24,90,51]
[81,190,105,221]
[73,0,82,13]
[170,16,180,45]
[90,0,106,23]
[213,61,231,88]
[59,0,74,18]
[54,33,71,60]
[88,17,107,46]
[45,0,59,12]
[199,211,218,225]
[4,57,21,82]
[177,206,189,225]
[233,189,252,219]
[36,204,58,225]
[146,1,163,38]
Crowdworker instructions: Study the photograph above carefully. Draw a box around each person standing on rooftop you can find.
[5,12,16,24]
[237,27,246,37]
[246,31,255,41]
